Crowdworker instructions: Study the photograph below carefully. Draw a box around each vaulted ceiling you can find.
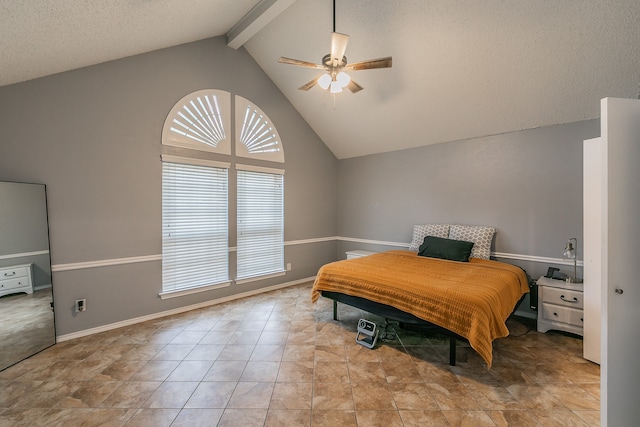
[2,0,639,158]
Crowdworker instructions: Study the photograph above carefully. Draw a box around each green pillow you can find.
[417,236,475,262]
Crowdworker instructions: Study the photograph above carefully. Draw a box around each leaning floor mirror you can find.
[0,181,55,371]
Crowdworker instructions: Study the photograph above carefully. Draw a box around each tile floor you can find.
[0,289,56,371]
[0,282,600,426]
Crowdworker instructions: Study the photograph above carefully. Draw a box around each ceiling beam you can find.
[226,0,297,49]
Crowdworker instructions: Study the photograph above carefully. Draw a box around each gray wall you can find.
[0,37,338,336]
[337,120,600,302]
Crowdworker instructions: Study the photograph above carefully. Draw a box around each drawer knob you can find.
[615,288,624,294]
[553,312,558,317]
[560,295,579,303]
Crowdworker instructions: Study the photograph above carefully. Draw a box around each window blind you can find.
[237,169,284,280]
[162,161,229,293]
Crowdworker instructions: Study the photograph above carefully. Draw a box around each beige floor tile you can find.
[227,381,275,409]
[270,382,313,409]
[356,410,404,426]
[466,382,524,411]
[531,409,591,426]
[124,408,179,426]
[101,381,161,408]
[240,361,280,382]
[277,361,314,382]
[381,360,423,383]
[311,409,357,427]
[59,380,122,408]
[170,408,225,427]
[442,409,497,426]
[388,382,440,410]
[130,360,179,381]
[398,410,450,427]
[286,331,316,345]
[541,384,600,410]
[249,344,285,362]
[183,344,225,361]
[184,381,237,408]
[351,382,396,411]
[506,384,565,410]
[415,362,462,385]
[573,410,600,426]
[486,409,543,427]
[143,381,199,409]
[217,344,256,361]
[314,361,350,383]
[165,360,213,382]
[347,361,387,383]
[169,330,208,345]
[265,409,311,426]
[425,383,481,410]
[0,408,46,425]
[151,344,195,361]
[228,331,262,345]
[312,382,354,410]
[202,360,247,382]
[218,408,267,426]
[314,344,346,362]
[96,358,147,381]
[258,331,289,345]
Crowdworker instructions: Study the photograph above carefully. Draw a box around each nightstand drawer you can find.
[1,265,29,280]
[568,309,584,327]
[0,277,29,292]
[541,303,583,327]
[542,286,583,309]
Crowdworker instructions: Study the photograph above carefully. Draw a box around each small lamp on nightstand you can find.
[562,237,582,283]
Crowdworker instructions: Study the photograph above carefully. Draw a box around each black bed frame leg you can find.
[449,337,456,366]
[333,300,338,321]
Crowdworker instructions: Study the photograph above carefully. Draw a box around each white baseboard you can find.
[56,276,316,342]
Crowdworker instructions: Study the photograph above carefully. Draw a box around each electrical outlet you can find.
[286,263,292,271]
[75,299,86,312]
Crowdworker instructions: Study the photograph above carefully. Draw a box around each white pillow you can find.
[408,224,451,252]
[448,225,496,260]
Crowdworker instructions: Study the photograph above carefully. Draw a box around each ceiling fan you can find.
[278,0,392,94]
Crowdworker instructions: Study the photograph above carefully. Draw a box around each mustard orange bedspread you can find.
[311,250,529,367]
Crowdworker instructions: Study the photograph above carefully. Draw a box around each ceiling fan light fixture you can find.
[318,73,332,90]
[277,0,392,96]
[336,71,350,87]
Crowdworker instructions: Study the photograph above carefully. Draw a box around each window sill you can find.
[159,281,231,300]
[235,271,286,285]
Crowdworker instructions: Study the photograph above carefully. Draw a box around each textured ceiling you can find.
[2,0,639,159]
[0,0,260,86]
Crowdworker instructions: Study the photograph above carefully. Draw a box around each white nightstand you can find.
[536,276,584,336]
[0,263,34,298]
[345,250,376,260]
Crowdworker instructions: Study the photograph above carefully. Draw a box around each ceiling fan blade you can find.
[278,57,326,70]
[298,76,321,91]
[330,32,349,66]
[346,80,363,93]
[344,57,393,71]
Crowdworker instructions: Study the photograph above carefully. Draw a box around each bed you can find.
[311,248,529,367]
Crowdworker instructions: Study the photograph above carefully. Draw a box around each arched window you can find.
[161,90,285,297]
[162,89,231,154]
[235,95,284,163]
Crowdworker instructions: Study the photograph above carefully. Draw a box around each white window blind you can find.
[237,168,284,280]
[162,160,229,293]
